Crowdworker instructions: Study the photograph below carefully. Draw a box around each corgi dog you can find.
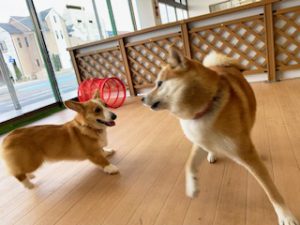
[142,48,299,225]
[1,92,119,189]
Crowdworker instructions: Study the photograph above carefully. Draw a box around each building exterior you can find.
[63,4,99,47]
[0,8,74,83]
[0,24,23,83]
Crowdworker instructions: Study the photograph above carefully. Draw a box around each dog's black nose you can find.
[141,97,145,102]
[111,113,117,120]
[151,101,160,109]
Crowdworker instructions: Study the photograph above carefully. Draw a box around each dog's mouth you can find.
[96,119,116,127]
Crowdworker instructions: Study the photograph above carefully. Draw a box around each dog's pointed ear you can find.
[167,47,187,68]
[64,100,84,113]
[92,89,100,99]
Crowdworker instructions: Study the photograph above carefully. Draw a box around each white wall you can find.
[0,28,23,81]
[45,10,71,70]
[188,0,224,17]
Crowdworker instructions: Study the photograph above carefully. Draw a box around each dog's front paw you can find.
[278,211,299,225]
[102,148,115,157]
[186,175,199,198]
[103,164,119,175]
[207,152,217,164]
[22,179,35,189]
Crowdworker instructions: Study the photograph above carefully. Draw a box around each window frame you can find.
[24,37,29,47]
[158,0,188,10]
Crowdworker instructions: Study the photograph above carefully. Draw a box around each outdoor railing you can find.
[67,0,300,95]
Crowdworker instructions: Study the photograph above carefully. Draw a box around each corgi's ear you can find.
[64,100,84,113]
[92,89,100,99]
[167,46,187,68]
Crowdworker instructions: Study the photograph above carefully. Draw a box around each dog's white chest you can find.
[180,119,208,145]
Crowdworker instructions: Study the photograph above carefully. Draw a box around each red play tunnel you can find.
[78,77,126,108]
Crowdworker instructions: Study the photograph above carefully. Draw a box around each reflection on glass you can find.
[166,5,176,22]
[0,0,56,122]
[176,8,184,20]
[159,3,168,24]
[111,0,134,34]
[33,0,102,100]
[94,0,114,38]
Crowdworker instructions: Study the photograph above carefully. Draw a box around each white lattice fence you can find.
[126,34,183,89]
[274,6,300,71]
[190,16,267,74]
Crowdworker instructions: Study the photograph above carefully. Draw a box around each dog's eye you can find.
[157,81,163,88]
[95,107,102,113]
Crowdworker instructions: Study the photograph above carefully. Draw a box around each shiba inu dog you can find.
[1,92,119,189]
[142,48,299,225]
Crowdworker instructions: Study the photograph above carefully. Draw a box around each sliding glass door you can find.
[32,0,102,100]
[0,0,56,123]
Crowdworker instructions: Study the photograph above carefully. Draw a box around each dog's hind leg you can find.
[185,144,207,198]
[207,151,217,164]
[228,139,299,225]
[15,174,35,189]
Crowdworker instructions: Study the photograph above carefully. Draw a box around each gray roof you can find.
[11,16,34,30]
[10,8,52,31]
[39,8,52,21]
[0,23,22,34]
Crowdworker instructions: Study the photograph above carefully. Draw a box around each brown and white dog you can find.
[142,48,299,225]
[1,92,119,189]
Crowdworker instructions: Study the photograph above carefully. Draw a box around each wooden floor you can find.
[0,79,300,225]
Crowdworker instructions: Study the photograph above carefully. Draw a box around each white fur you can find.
[203,51,236,68]
[207,152,216,163]
[103,164,119,174]
[102,147,115,157]
[185,171,199,198]
[22,178,35,189]
[274,204,299,225]
[26,174,35,179]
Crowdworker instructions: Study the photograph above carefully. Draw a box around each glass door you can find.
[32,0,103,100]
[0,0,57,123]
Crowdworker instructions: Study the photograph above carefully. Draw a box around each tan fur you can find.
[143,48,299,225]
[1,95,119,189]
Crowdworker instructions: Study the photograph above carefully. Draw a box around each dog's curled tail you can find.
[203,51,244,70]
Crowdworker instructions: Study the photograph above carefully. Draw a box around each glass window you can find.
[183,9,188,19]
[0,0,56,123]
[55,30,59,39]
[111,0,134,35]
[53,15,57,23]
[0,41,8,52]
[94,0,113,38]
[33,0,102,100]
[24,37,29,47]
[131,0,142,30]
[182,0,187,5]
[166,5,176,22]
[17,38,22,48]
[159,3,169,24]
[176,8,184,20]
